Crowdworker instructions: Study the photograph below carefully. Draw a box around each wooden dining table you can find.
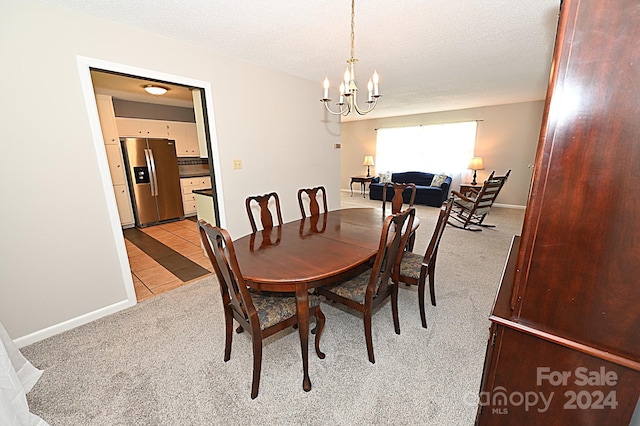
[233,207,419,392]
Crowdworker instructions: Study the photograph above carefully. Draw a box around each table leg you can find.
[295,285,311,392]
[360,182,366,198]
[350,180,354,197]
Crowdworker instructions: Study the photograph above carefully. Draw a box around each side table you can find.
[459,183,481,196]
[350,175,374,198]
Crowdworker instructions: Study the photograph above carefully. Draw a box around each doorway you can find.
[77,56,226,304]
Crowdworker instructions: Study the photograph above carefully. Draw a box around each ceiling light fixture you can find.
[321,0,380,116]
[144,85,168,96]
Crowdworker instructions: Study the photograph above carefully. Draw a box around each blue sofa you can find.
[369,171,452,207]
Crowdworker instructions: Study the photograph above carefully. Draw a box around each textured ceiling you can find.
[48,0,561,121]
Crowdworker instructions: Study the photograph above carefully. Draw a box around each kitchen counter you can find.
[192,188,214,197]
[193,188,216,226]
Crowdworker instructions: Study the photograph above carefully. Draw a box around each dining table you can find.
[232,207,420,392]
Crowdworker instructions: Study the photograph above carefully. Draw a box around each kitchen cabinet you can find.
[117,118,199,157]
[180,176,211,216]
[184,122,200,157]
[94,95,135,228]
[95,94,119,145]
[475,0,640,424]
[168,122,199,157]
[116,117,170,138]
[112,184,134,227]
[104,144,126,186]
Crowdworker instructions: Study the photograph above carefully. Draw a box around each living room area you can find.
[340,100,544,208]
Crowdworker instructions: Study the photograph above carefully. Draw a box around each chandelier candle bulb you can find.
[344,68,351,94]
[367,79,373,101]
[373,71,379,96]
[323,77,329,99]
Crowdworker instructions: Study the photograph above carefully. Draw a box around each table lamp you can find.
[363,155,375,177]
[468,156,484,185]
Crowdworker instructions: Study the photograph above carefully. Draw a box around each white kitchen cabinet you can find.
[116,118,170,138]
[113,184,135,227]
[117,118,199,157]
[104,144,127,186]
[184,122,200,157]
[95,95,119,145]
[180,176,211,216]
[169,122,199,157]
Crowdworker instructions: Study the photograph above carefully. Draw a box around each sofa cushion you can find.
[430,174,447,187]
[378,172,391,183]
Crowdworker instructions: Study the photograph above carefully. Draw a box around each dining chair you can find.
[245,192,284,233]
[297,186,328,218]
[198,220,326,399]
[317,207,416,364]
[397,198,453,328]
[382,182,417,251]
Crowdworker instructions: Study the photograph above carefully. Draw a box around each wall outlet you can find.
[334,143,341,149]
[232,159,242,169]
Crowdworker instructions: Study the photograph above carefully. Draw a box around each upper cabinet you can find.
[95,95,119,145]
[115,117,169,138]
[116,117,199,157]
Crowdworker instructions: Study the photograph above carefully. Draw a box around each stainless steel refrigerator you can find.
[121,138,184,227]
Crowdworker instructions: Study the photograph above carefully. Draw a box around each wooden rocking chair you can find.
[448,170,510,231]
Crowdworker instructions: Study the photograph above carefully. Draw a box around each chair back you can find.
[297,186,328,218]
[198,220,257,330]
[471,170,511,215]
[367,208,416,302]
[245,192,284,232]
[382,182,416,216]
[424,198,454,265]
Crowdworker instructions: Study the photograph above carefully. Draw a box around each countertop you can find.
[192,188,214,197]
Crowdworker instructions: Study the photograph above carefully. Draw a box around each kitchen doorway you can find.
[77,56,226,304]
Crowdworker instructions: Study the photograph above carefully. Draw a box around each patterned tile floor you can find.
[123,218,212,302]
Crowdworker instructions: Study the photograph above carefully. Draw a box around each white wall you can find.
[340,101,545,207]
[0,0,341,342]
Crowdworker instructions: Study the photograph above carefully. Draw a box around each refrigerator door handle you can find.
[144,148,157,196]
[147,148,159,197]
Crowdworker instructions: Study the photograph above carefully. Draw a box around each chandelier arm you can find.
[352,97,378,115]
[322,100,350,116]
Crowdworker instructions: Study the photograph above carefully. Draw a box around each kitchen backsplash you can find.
[178,157,209,177]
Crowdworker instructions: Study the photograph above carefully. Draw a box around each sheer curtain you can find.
[375,121,478,190]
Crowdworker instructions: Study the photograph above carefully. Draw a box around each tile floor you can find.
[124,218,212,302]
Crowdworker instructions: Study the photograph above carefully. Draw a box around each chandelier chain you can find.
[350,0,356,60]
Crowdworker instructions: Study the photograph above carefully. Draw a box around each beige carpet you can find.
[22,193,524,425]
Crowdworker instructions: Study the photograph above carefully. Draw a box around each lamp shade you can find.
[468,156,484,170]
[362,155,375,166]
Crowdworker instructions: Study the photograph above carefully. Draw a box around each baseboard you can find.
[493,203,526,210]
[14,298,135,348]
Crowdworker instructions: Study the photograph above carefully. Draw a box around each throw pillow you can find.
[430,174,447,187]
[379,172,391,183]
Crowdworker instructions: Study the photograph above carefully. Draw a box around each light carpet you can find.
[23,195,524,425]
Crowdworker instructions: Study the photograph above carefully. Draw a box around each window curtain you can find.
[375,121,478,190]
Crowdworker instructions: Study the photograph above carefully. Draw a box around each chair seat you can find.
[252,292,321,329]
[322,269,379,304]
[454,198,491,216]
[400,252,424,280]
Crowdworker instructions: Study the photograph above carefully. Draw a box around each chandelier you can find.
[320,0,380,116]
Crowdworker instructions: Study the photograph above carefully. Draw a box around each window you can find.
[375,121,478,179]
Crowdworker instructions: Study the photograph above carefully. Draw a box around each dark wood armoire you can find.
[476,0,640,424]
